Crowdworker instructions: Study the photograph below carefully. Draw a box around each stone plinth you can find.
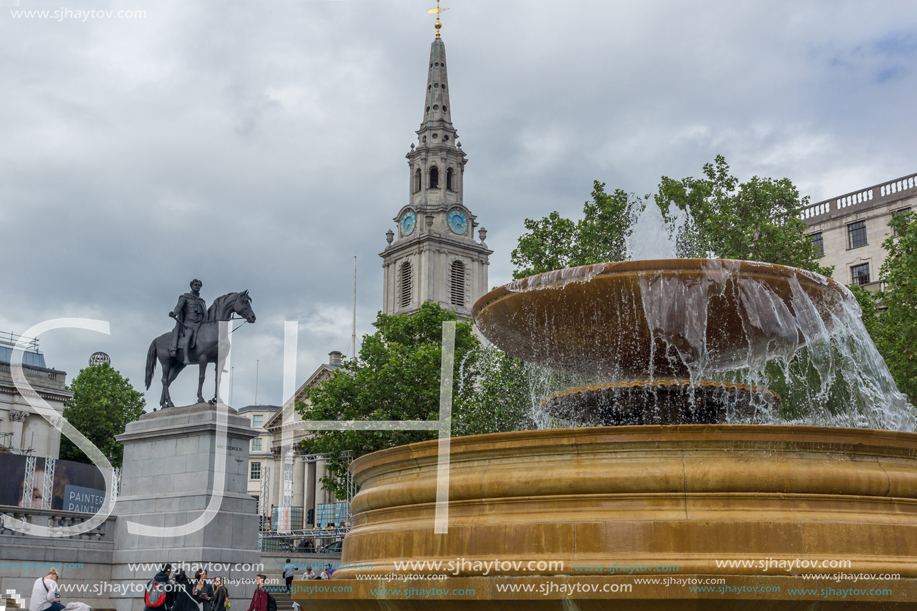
[302,425,917,609]
[111,403,260,611]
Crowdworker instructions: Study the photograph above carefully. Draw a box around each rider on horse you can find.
[169,279,207,365]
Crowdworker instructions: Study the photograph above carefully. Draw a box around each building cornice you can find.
[0,380,72,404]
[381,233,493,259]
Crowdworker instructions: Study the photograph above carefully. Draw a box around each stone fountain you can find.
[474,258,847,426]
[303,259,917,609]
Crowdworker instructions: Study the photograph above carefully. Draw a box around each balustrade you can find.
[0,505,114,540]
[799,171,917,222]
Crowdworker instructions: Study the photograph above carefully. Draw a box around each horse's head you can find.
[235,289,257,324]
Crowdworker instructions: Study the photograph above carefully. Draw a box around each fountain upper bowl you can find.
[472,259,850,379]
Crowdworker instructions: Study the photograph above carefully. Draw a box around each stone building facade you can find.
[240,403,280,513]
[802,172,917,289]
[380,33,492,321]
[0,332,70,458]
[242,352,343,526]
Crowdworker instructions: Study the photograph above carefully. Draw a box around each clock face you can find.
[447,209,469,235]
[401,210,417,236]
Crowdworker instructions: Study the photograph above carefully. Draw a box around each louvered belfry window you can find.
[451,260,465,307]
[401,261,412,308]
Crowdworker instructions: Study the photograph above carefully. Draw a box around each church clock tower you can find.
[380,24,491,321]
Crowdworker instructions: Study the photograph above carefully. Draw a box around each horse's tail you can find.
[145,338,158,390]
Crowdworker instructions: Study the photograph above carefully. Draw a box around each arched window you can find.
[429,166,439,189]
[450,261,465,307]
[446,167,454,191]
[414,169,421,193]
[400,261,412,308]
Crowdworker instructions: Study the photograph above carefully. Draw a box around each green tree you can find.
[852,211,917,404]
[656,155,832,275]
[299,303,486,497]
[59,363,145,467]
[510,181,640,279]
[511,158,830,281]
[461,345,536,436]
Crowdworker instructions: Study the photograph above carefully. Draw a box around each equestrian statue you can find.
[145,279,257,408]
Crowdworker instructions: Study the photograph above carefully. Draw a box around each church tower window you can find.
[400,262,413,308]
[429,166,439,189]
[414,169,421,193]
[446,167,454,191]
[451,261,465,307]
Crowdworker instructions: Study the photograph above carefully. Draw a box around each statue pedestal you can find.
[111,403,260,611]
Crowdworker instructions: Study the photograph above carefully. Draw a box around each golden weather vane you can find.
[426,0,449,38]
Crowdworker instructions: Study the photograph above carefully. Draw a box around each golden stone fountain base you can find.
[297,425,917,609]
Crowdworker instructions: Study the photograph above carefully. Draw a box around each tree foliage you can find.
[510,181,640,279]
[852,211,917,404]
[510,157,831,281]
[656,155,832,275]
[298,302,532,497]
[59,363,145,467]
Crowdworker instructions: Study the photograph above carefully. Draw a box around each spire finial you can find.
[426,0,448,38]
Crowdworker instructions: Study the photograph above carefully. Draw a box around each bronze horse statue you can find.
[145,290,256,408]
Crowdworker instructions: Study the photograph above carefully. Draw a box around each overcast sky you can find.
[1,0,915,410]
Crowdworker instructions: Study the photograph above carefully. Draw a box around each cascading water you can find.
[474,200,916,432]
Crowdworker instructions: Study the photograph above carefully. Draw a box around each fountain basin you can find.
[338,426,917,579]
[297,426,917,607]
[472,259,848,379]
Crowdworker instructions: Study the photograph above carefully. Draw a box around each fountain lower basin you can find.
[302,425,917,608]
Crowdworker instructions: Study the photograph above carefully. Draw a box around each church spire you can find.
[419,34,455,144]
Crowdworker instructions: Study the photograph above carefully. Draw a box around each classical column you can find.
[9,409,27,450]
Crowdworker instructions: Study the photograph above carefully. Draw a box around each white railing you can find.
[836,187,874,210]
[879,173,917,197]
[801,201,831,219]
[0,506,115,540]
[800,171,917,222]
[0,362,66,386]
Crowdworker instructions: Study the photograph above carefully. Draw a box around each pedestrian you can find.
[318,567,330,581]
[245,575,268,611]
[301,567,314,581]
[144,564,174,611]
[211,577,228,611]
[29,569,64,611]
[192,570,213,611]
[172,569,200,611]
[325,564,334,577]
[282,560,295,593]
